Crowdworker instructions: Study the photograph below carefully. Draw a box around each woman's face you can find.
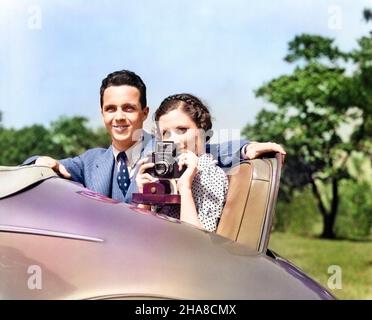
[157,107,205,155]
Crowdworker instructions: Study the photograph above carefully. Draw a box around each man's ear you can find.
[142,106,149,120]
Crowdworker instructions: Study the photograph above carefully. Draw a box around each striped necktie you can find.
[117,151,130,197]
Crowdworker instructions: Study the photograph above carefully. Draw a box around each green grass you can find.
[268,232,372,300]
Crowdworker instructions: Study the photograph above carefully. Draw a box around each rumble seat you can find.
[0,165,57,199]
[216,153,282,253]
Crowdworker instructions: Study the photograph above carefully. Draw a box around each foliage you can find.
[50,116,110,157]
[0,125,56,166]
[243,17,371,238]
[284,34,348,63]
[93,126,111,149]
[274,156,372,240]
[335,153,372,239]
[0,116,110,165]
[335,180,372,240]
[274,187,321,236]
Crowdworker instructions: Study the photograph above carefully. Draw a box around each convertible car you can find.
[0,154,334,299]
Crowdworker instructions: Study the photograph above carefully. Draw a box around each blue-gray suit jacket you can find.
[24,131,248,203]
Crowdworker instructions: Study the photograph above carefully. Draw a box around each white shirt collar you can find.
[112,134,144,170]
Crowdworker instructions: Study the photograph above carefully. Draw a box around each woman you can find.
[136,93,286,232]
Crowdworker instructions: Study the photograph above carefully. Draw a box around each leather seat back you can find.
[216,153,282,253]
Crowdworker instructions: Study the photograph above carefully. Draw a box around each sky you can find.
[0,0,371,142]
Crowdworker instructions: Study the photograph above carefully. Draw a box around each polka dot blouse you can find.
[158,153,229,232]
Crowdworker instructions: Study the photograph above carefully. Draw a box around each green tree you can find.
[0,116,111,166]
[0,125,56,165]
[243,13,371,239]
[93,126,111,149]
[49,116,110,157]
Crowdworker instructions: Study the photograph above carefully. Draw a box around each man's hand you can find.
[243,142,286,162]
[35,156,71,178]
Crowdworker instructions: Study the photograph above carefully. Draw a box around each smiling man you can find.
[24,70,285,203]
[101,82,148,151]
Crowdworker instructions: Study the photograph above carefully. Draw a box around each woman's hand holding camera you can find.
[136,158,159,193]
[176,150,199,194]
[135,151,199,195]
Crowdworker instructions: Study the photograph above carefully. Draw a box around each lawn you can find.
[268,232,372,300]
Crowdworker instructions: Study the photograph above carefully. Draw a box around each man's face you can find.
[101,85,149,151]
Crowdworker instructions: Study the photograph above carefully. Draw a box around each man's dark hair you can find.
[100,70,147,109]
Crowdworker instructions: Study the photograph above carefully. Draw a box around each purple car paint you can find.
[0,172,335,300]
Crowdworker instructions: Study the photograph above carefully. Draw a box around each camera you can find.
[146,141,186,179]
[132,141,186,205]
[132,141,186,201]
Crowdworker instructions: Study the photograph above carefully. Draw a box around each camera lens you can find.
[154,161,170,176]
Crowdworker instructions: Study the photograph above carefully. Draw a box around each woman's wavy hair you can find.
[154,93,213,141]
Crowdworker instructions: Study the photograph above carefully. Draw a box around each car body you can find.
[0,158,335,300]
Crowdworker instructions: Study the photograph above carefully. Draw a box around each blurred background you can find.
[0,0,371,299]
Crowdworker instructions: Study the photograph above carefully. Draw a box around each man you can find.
[25,70,285,203]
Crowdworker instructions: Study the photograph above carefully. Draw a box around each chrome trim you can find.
[0,224,104,243]
[87,293,175,300]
